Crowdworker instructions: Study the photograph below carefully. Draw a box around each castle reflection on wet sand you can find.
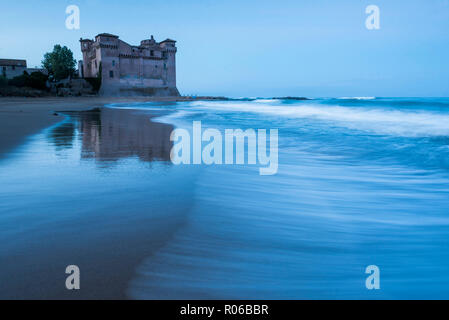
[49,108,174,163]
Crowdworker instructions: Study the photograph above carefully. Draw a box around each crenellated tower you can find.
[79,33,179,96]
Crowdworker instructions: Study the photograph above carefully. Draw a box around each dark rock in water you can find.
[53,112,59,116]
[183,96,229,101]
[272,96,311,100]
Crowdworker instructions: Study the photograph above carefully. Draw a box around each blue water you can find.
[1,97,449,299]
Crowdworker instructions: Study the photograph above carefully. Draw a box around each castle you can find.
[80,33,179,96]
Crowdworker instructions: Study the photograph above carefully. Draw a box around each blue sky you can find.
[1,0,448,97]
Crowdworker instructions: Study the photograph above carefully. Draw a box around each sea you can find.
[1,97,449,299]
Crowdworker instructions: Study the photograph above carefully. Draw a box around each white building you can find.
[0,59,27,79]
[0,59,47,79]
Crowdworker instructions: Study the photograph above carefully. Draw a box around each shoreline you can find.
[0,96,226,158]
[0,105,189,299]
[0,96,205,298]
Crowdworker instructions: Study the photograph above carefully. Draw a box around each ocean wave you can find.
[337,97,376,100]
[253,99,280,103]
[151,110,201,125]
[188,101,449,137]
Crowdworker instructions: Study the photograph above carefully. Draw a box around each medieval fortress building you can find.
[79,33,179,96]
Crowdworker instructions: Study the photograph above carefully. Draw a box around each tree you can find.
[42,45,76,81]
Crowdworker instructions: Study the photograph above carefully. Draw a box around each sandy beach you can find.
[0,97,188,299]
[0,96,200,158]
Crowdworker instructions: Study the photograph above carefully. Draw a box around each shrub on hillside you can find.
[0,75,8,87]
[28,71,49,90]
[84,77,101,93]
[8,71,49,90]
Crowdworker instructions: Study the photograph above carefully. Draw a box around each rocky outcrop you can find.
[50,79,96,97]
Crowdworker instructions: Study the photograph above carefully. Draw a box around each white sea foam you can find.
[109,100,449,137]
[188,101,449,137]
[337,96,376,100]
[151,110,197,124]
[254,99,280,103]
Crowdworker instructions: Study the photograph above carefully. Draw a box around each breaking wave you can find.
[186,100,449,137]
[337,96,376,100]
[125,97,449,299]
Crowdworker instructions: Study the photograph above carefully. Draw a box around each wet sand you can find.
[0,97,191,299]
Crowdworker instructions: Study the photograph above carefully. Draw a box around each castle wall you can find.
[80,34,179,96]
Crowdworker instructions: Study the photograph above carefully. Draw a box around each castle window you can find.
[109,70,114,78]
[95,60,97,68]
[112,60,115,66]
[12,66,15,70]
[164,63,167,70]
[150,50,154,57]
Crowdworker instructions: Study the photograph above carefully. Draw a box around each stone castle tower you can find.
[80,33,179,96]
